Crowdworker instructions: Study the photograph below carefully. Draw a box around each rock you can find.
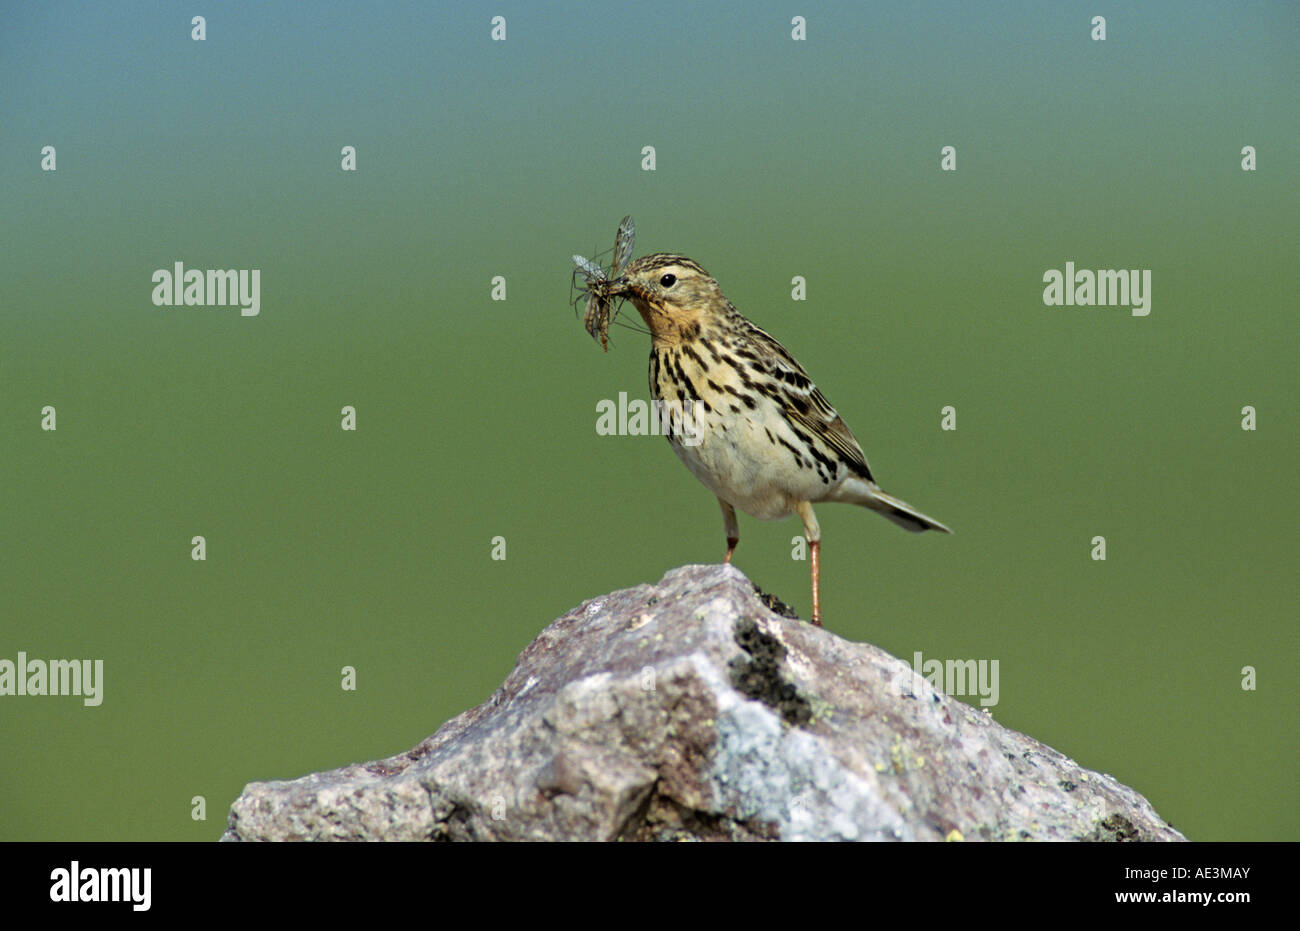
[221,564,1186,842]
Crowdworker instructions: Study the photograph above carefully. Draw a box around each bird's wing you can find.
[746,325,875,482]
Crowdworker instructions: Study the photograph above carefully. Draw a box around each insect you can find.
[572,215,636,351]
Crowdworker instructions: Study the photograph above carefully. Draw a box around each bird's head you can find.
[612,253,723,346]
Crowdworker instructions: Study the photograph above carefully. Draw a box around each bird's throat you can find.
[632,299,704,350]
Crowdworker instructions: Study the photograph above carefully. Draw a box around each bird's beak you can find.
[610,276,642,301]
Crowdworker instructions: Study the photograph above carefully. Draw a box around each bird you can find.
[605,250,950,627]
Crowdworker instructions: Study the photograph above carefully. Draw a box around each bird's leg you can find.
[809,540,821,626]
[795,501,822,626]
[718,498,739,564]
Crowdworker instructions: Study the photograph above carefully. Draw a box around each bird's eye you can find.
[660,274,677,287]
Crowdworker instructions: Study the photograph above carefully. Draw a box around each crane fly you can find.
[572,215,636,351]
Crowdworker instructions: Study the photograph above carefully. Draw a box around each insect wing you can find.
[572,254,606,282]
[585,292,615,351]
[584,292,603,335]
[612,215,635,275]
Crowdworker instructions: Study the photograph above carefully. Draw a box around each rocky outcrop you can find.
[222,564,1185,842]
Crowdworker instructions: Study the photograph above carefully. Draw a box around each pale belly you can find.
[666,405,836,520]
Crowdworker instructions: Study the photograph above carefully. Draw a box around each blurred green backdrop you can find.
[1,1,1295,841]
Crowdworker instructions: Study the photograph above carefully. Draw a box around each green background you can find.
[1,1,1295,841]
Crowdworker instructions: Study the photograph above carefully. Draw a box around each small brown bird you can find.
[604,248,951,627]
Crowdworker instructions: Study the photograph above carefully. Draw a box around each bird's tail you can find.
[832,477,952,534]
